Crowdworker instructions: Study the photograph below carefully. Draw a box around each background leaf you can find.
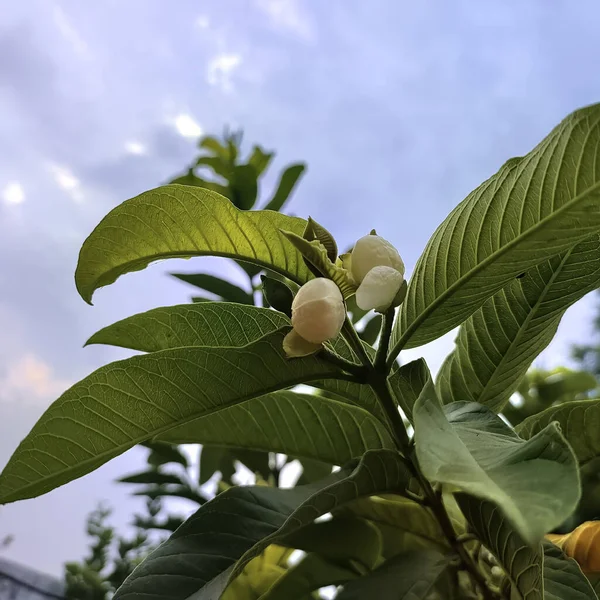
[413,390,580,544]
[263,163,306,212]
[437,235,600,412]
[170,273,254,304]
[0,330,341,503]
[392,104,600,353]
[113,449,411,600]
[75,185,313,304]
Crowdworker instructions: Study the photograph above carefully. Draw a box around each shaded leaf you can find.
[392,104,600,353]
[358,314,381,345]
[248,146,274,178]
[547,522,600,574]
[118,471,185,486]
[264,163,306,212]
[231,164,259,210]
[0,330,341,503]
[142,441,189,468]
[544,541,598,599]
[388,358,429,422]
[199,446,236,485]
[167,169,230,198]
[295,458,332,485]
[261,275,294,317]
[86,303,289,352]
[199,136,229,158]
[75,185,312,304]
[132,486,207,505]
[113,449,411,600]
[336,550,450,600]
[170,273,253,305]
[158,391,394,466]
[413,386,580,544]
[437,236,600,412]
[457,494,543,599]
[195,156,231,179]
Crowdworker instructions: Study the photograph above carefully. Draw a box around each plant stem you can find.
[320,348,369,380]
[342,318,372,366]
[374,309,394,373]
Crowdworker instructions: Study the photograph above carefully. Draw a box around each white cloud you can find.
[255,0,314,40]
[206,53,242,92]
[174,114,203,138]
[2,182,25,205]
[195,15,210,30]
[52,4,90,58]
[0,354,70,405]
[47,164,83,201]
[124,140,147,155]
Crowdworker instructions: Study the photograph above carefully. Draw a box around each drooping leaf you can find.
[413,387,580,544]
[457,494,543,599]
[437,236,600,412]
[132,486,207,505]
[547,522,600,575]
[85,303,289,352]
[199,446,236,485]
[75,185,312,304]
[543,541,598,600]
[158,391,394,466]
[388,358,429,422]
[263,163,306,212]
[230,164,259,210]
[335,496,447,559]
[170,273,253,305]
[392,104,600,354]
[0,330,342,504]
[113,449,411,600]
[261,275,294,317]
[118,470,186,486]
[335,550,450,600]
[142,441,189,468]
[259,553,358,600]
[517,400,600,465]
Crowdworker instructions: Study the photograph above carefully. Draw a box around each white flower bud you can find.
[291,278,345,344]
[351,234,405,284]
[356,266,403,312]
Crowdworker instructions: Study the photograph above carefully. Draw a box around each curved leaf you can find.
[113,449,412,600]
[336,551,450,600]
[437,236,600,412]
[263,164,306,212]
[75,185,312,304]
[170,273,253,305]
[0,330,341,504]
[118,470,185,486]
[457,494,543,599]
[547,522,600,575]
[158,391,394,465]
[517,400,600,465]
[544,541,598,600]
[413,389,580,544]
[86,302,289,352]
[392,104,600,353]
[389,358,429,422]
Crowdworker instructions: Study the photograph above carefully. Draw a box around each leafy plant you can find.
[5,104,600,597]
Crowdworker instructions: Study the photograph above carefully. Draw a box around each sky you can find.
[1,0,600,579]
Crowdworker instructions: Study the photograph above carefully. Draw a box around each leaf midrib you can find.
[391,177,600,360]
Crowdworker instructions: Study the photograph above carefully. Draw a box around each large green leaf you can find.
[75,185,312,304]
[391,104,600,355]
[517,400,600,465]
[113,449,411,600]
[158,391,394,465]
[86,302,289,352]
[263,164,306,212]
[170,273,254,305]
[544,541,598,600]
[437,236,600,412]
[335,495,448,558]
[388,358,429,422]
[335,551,450,600]
[413,388,580,544]
[0,331,342,504]
[457,494,543,599]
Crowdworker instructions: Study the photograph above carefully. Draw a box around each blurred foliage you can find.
[573,292,600,376]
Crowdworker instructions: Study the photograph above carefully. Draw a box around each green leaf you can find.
[437,235,600,412]
[304,217,338,263]
[263,163,306,212]
[259,553,357,600]
[346,295,369,324]
[457,494,543,599]
[388,358,429,422]
[158,391,394,466]
[167,169,230,198]
[132,486,207,505]
[85,303,289,352]
[295,457,332,485]
[75,185,312,304]
[336,496,448,559]
[283,516,381,569]
[0,330,342,504]
[336,551,450,600]
[248,146,274,178]
[231,164,259,210]
[113,449,411,600]
[191,296,212,303]
[517,400,600,465]
[118,470,185,486]
[199,446,236,485]
[198,136,229,158]
[170,273,253,304]
[195,156,232,179]
[358,314,381,345]
[544,541,598,600]
[413,387,580,544]
[142,441,189,468]
[261,275,293,317]
[392,104,600,353]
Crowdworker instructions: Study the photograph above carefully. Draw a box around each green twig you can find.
[342,318,372,367]
[374,309,394,373]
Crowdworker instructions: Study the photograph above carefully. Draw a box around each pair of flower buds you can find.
[284,233,405,357]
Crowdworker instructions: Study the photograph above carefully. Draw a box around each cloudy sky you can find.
[1,0,600,578]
